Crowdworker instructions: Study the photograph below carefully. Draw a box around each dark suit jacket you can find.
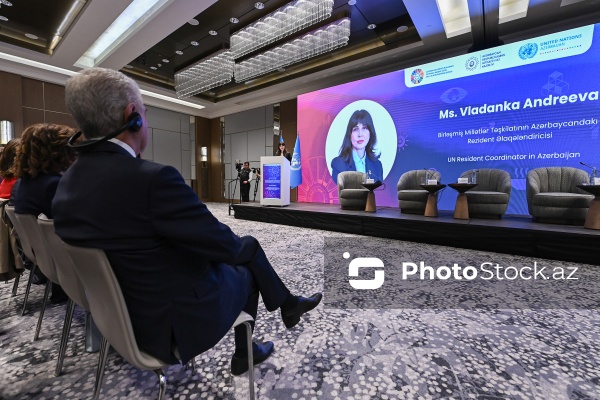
[52,142,250,364]
[14,173,61,218]
[331,154,383,184]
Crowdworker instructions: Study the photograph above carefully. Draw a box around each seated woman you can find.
[330,109,383,184]
[13,123,76,302]
[0,139,20,199]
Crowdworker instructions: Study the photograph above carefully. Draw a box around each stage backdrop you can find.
[297,24,600,215]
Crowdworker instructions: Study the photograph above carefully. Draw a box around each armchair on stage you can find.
[337,171,369,210]
[526,167,593,224]
[397,170,441,214]
[459,168,511,219]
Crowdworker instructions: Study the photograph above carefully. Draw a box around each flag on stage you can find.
[290,134,302,188]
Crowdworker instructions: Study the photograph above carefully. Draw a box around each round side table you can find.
[448,183,478,220]
[576,184,600,230]
[361,181,383,212]
[420,184,446,217]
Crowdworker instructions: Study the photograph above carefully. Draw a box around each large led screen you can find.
[297,24,600,215]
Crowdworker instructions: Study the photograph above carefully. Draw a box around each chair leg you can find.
[186,358,196,375]
[93,336,110,400]
[21,265,36,316]
[33,281,51,341]
[11,272,20,297]
[153,369,167,400]
[244,321,255,400]
[55,299,75,376]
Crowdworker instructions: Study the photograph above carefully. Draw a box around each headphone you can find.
[68,112,143,150]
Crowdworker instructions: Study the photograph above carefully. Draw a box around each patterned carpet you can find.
[1,202,599,399]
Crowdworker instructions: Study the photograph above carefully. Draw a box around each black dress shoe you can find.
[281,293,323,329]
[231,341,274,376]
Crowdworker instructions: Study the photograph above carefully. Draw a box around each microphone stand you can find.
[227,175,240,215]
[253,174,261,202]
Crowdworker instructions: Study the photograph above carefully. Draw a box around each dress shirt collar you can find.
[108,138,136,157]
[352,150,366,173]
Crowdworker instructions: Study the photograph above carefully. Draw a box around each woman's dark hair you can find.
[0,139,20,179]
[276,142,288,156]
[15,123,76,179]
[338,109,380,164]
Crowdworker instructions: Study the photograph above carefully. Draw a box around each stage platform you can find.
[233,202,600,266]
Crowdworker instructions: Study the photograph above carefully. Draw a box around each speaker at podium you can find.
[260,156,290,206]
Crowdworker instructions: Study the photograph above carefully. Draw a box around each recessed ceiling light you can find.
[124,64,133,69]
[176,50,183,55]
[209,30,217,36]
[397,25,408,32]
[188,19,199,26]
[230,17,239,24]
[0,0,12,6]
[367,24,376,30]
[150,66,157,70]
[0,15,7,21]
[157,63,162,67]
[25,33,38,40]
[255,2,264,10]
[348,0,356,5]
[191,41,199,46]
[162,58,169,62]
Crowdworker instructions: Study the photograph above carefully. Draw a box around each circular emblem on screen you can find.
[465,56,479,71]
[410,69,424,84]
[518,43,538,60]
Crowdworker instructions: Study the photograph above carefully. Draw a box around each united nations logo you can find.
[465,56,479,71]
[518,43,538,60]
[410,69,424,84]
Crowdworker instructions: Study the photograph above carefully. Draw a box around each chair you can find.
[337,171,369,210]
[527,167,593,223]
[459,168,511,219]
[60,241,256,400]
[4,205,39,316]
[38,217,95,376]
[0,199,22,296]
[13,213,61,341]
[397,170,442,214]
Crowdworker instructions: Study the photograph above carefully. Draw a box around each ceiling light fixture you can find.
[162,58,169,62]
[191,41,199,46]
[235,17,350,82]
[0,15,8,21]
[367,24,376,29]
[25,33,39,40]
[397,25,408,32]
[188,19,199,25]
[230,17,239,24]
[0,0,12,6]
[209,30,217,35]
[231,0,334,59]
[348,0,356,5]
[175,49,234,98]
[151,66,157,70]
[176,50,183,55]
[75,0,169,68]
[435,0,471,38]
[255,2,264,9]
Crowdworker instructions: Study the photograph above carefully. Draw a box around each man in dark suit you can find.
[53,67,321,375]
[239,162,251,202]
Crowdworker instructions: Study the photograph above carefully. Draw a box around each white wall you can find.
[143,105,194,186]
[223,105,275,199]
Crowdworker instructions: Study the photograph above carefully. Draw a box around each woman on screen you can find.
[331,109,383,183]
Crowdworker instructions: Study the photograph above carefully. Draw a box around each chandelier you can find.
[234,18,350,82]
[230,0,334,59]
[174,0,347,97]
[175,49,234,98]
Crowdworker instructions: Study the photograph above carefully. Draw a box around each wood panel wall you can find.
[0,71,76,139]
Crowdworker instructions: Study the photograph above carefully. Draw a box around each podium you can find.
[260,156,290,206]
